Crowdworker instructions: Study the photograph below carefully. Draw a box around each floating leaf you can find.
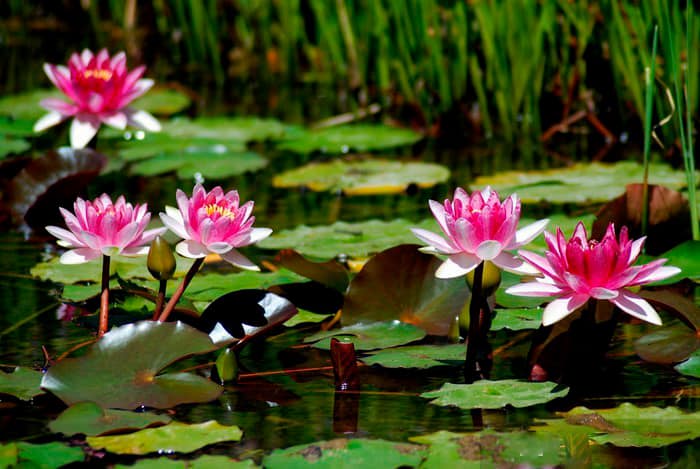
[421,379,568,409]
[411,430,564,468]
[284,309,333,327]
[132,88,192,116]
[41,321,221,409]
[473,161,691,204]
[162,117,294,143]
[130,149,267,179]
[675,349,700,379]
[304,321,426,351]
[272,159,449,194]
[0,88,62,120]
[643,240,700,285]
[87,420,242,455]
[343,245,470,336]
[277,124,423,154]
[496,271,546,308]
[0,136,30,158]
[0,116,36,137]
[491,308,543,331]
[184,269,306,302]
[634,322,700,364]
[361,344,465,369]
[49,401,171,436]
[0,442,84,468]
[117,133,246,162]
[114,455,258,468]
[258,218,439,260]
[263,438,425,469]
[538,403,700,447]
[273,250,349,292]
[0,367,44,401]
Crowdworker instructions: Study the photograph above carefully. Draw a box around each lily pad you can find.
[41,321,221,409]
[411,430,564,468]
[0,442,84,468]
[49,401,171,436]
[0,116,36,137]
[361,344,465,369]
[284,309,333,327]
[130,148,267,179]
[263,438,425,469]
[473,161,692,204]
[116,133,246,162]
[258,218,439,260]
[273,249,349,292]
[277,124,423,154]
[421,379,568,409]
[538,403,700,447]
[115,456,258,468]
[272,159,449,194]
[634,322,700,364]
[184,269,307,302]
[304,321,426,351]
[86,420,242,455]
[0,136,30,158]
[342,245,470,336]
[162,116,294,143]
[491,308,543,331]
[0,88,62,120]
[675,349,700,378]
[645,240,700,285]
[132,88,192,116]
[0,367,44,401]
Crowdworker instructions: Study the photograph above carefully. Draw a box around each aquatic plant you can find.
[506,222,680,326]
[33,49,161,148]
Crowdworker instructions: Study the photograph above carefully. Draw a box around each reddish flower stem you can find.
[152,279,167,320]
[98,254,110,337]
[158,257,204,322]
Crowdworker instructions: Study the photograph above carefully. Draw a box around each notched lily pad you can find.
[50,401,171,436]
[491,308,543,331]
[130,148,267,179]
[263,438,425,468]
[86,420,242,455]
[675,349,700,378]
[473,161,692,204]
[0,441,84,468]
[304,321,426,351]
[277,124,423,154]
[41,321,221,409]
[162,116,294,143]
[273,159,449,194]
[343,245,470,336]
[0,367,44,401]
[421,379,568,409]
[258,218,439,260]
[361,344,465,369]
[116,132,246,162]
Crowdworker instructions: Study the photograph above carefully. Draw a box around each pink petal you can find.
[435,253,481,279]
[510,218,549,249]
[39,97,78,116]
[428,199,451,235]
[611,291,662,325]
[411,228,460,254]
[159,211,189,240]
[505,282,563,297]
[70,116,100,149]
[207,242,234,254]
[125,109,161,131]
[45,225,82,247]
[589,287,619,300]
[542,294,589,326]
[220,248,260,271]
[492,251,541,275]
[175,240,208,258]
[102,112,128,130]
[475,240,503,261]
[60,248,101,264]
[34,111,66,132]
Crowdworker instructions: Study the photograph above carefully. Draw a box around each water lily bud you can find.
[448,315,461,343]
[465,261,501,296]
[214,348,239,384]
[147,236,176,281]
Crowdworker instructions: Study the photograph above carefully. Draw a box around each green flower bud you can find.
[466,261,501,296]
[214,348,239,384]
[147,236,176,281]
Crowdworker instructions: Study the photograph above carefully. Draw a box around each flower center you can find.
[205,203,236,220]
[83,68,113,82]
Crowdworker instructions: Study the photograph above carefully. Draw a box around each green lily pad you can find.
[0,367,44,401]
[361,344,465,369]
[130,149,267,179]
[675,349,700,378]
[41,321,221,409]
[162,116,295,143]
[258,218,439,260]
[284,309,333,327]
[496,271,547,308]
[646,240,700,285]
[263,438,425,469]
[0,88,62,120]
[0,116,36,137]
[116,133,246,162]
[87,420,242,455]
[342,245,470,336]
[272,159,449,194]
[183,269,307,302]
[473,161,692,204]
[0,135,30,158]
[132,88,192,116]
[49,401,171,436]
[114,455,258,468]
[277,124,423,154]
[304,321,426,351]
[421,379,568,409]
[0,442,84,468]
[411,430,564,468]
[538,403,700,447]
[491,308,543,331]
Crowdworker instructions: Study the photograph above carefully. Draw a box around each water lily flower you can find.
[45,194,166,264]
[506,222,681,326]
[34,48,161,149]
[159,184,272,270]
[411,187,548,278]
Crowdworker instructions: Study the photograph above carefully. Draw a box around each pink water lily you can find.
[159,184,272,271]
[34,48,161,149]
[506,222,681,326]
[45,194,166,264]
[411,187,548,278]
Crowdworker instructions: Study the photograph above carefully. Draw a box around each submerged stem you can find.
[98,254,110,337]
[158,257,204,322]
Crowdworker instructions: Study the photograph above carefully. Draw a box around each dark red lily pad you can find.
[273,249,349,292]
[342,244,470,336]
[634,322,700,364]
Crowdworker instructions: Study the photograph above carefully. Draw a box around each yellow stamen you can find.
[205,204,236,220]
[83,69,113,81]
